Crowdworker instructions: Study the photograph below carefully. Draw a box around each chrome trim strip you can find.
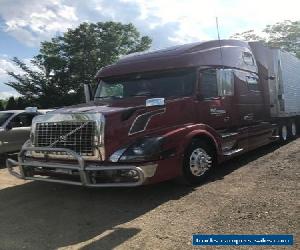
[128,108,166,135]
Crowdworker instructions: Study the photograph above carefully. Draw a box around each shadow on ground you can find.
[206,142,282,183]
[0,159,4,169]
[0,153,17,169]
[0,178,194,249]
[0,141,292,249]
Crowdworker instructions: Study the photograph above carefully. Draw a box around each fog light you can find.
[138,164,158,178]
[127,170,138,177]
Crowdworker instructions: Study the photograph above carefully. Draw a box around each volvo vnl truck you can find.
[7,40,300,187]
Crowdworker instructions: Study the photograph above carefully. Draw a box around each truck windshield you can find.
[94,69,196,100]
[0,113,13,127]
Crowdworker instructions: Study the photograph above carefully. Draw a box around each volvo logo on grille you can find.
[48,121,90,148]
[59,135,67,142]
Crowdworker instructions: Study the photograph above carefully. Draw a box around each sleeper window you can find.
[243,52,255,66]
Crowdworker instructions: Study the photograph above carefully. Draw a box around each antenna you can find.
[215,17,224,66]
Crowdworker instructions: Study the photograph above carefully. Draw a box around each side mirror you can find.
[269,75,276,80]
[84,84,93,103]
[265,75,276,80]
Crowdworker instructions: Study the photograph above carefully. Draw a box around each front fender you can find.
[161,123,222,159]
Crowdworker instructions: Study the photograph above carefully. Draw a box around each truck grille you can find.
[35,121,96,156]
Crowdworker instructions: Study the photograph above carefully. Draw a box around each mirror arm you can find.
[196,93,203,100]
[265,75,276,80]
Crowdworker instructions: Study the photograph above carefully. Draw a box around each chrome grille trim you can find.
[30,113,105,160]
[35,121,96,156]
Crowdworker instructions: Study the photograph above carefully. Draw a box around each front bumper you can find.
[6,147,157,187]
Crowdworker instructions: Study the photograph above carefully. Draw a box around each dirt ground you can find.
[0,139,299,250]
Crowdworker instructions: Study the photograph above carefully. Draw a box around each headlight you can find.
[109,137,163,162]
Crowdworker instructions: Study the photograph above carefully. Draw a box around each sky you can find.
[0,0,299,99]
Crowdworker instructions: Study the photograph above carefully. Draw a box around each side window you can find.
[200,69,218,98]
[243,52,255,66]
[246,74,259,91]
[10,113,36,128]
[200,69,234,99]
[218,69,234,96]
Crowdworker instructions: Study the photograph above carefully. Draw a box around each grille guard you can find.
[6,147,146,187]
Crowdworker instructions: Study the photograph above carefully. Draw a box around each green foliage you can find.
[0,97,34,110]
[15,97,33,109]
[230,29,264,42]
[5,22,152,108]
[231,20,300,58]
[0,100,4,111]
[5,97,17,110]
[264,20,300,58]
[0,99,7,110]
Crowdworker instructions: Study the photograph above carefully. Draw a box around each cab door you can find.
[196,68,236,130]
[234,70,264,125]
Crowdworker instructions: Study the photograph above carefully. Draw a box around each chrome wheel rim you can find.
[282,125,288,141]
[189,148,212,177]
[292,122,297,137]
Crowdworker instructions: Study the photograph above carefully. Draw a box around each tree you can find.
[5,97,17,110]
[16,97,25,109]
[16,97,33,109]
[5,22,152,108]
[0,100,4,111]
[231,20,300,58]
[230,29,264,42]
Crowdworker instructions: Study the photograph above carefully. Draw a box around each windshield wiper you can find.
[95,96,123,100]
[127,93,154,97]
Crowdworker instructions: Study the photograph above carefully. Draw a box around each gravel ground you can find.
[0,139,299,250]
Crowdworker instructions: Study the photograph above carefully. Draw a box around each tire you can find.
[290,121,297,138]
[181,140,216,185]
[0,153,7,161]
[280,124,288,142]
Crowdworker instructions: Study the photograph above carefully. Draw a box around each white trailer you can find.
[249,41,300,141]
[271,49,300,117]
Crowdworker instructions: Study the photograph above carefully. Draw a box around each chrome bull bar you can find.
[6,147,148,187]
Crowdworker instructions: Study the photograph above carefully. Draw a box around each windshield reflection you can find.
[94,69,196,101]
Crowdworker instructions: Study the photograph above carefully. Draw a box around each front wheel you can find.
[181,140,216,185]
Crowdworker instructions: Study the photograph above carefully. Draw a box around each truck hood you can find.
[31,97,195,159]
[51,99,147,115]
[48,98,195,125]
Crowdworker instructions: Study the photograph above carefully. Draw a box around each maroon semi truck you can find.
[7,40,300,187]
